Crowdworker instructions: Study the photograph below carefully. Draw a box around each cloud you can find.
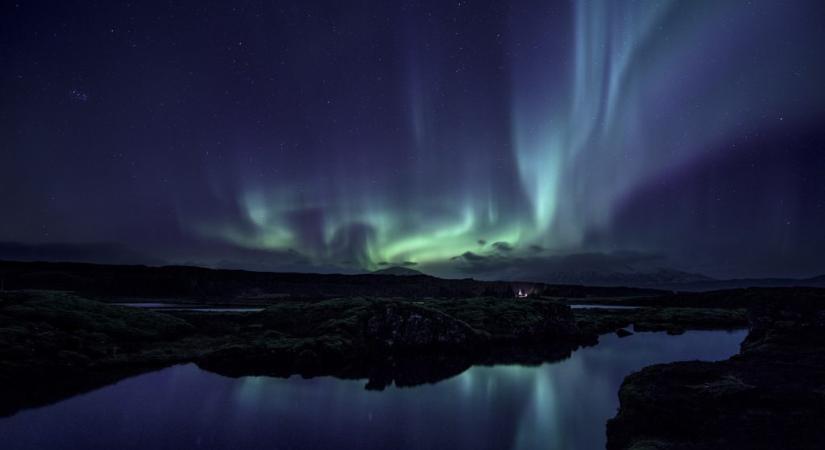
[454,251,487,262]
[492,241,514,252]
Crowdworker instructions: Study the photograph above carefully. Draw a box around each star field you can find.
[2,0,824,279]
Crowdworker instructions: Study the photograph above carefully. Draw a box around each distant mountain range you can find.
[1,241,824,292]
[533,268,825,291]
[651,274,825,291]
[372,266,426,276]
[0,260,663,300]
[534,268,714,288]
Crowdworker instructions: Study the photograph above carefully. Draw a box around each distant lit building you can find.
[513,283,535,298]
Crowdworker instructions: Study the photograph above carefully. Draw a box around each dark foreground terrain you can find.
[606,289,825,450]
[0,288,747,417]
[0,261,823,449]
[0,290,597,416]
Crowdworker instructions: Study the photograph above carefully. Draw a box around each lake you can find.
[0,329,746,450]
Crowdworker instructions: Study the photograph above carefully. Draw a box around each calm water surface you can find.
[0,329,746,450]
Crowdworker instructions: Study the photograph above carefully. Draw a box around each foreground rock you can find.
[615,328,633,338]
[196,297,585,383]
[365,302,481,350]
[607,291,825,449]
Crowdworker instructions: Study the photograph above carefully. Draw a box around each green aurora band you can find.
[187,1,825,275]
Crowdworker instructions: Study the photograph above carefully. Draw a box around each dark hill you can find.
[371,266,426,276]
[0,260,665,302]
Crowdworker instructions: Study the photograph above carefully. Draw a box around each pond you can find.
[0,329,746,450]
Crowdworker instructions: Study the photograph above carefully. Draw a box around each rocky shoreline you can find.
[606,291,825,449]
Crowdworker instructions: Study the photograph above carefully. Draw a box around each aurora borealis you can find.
[2,1,825,279]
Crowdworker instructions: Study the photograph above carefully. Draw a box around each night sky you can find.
[2,1,825,280]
